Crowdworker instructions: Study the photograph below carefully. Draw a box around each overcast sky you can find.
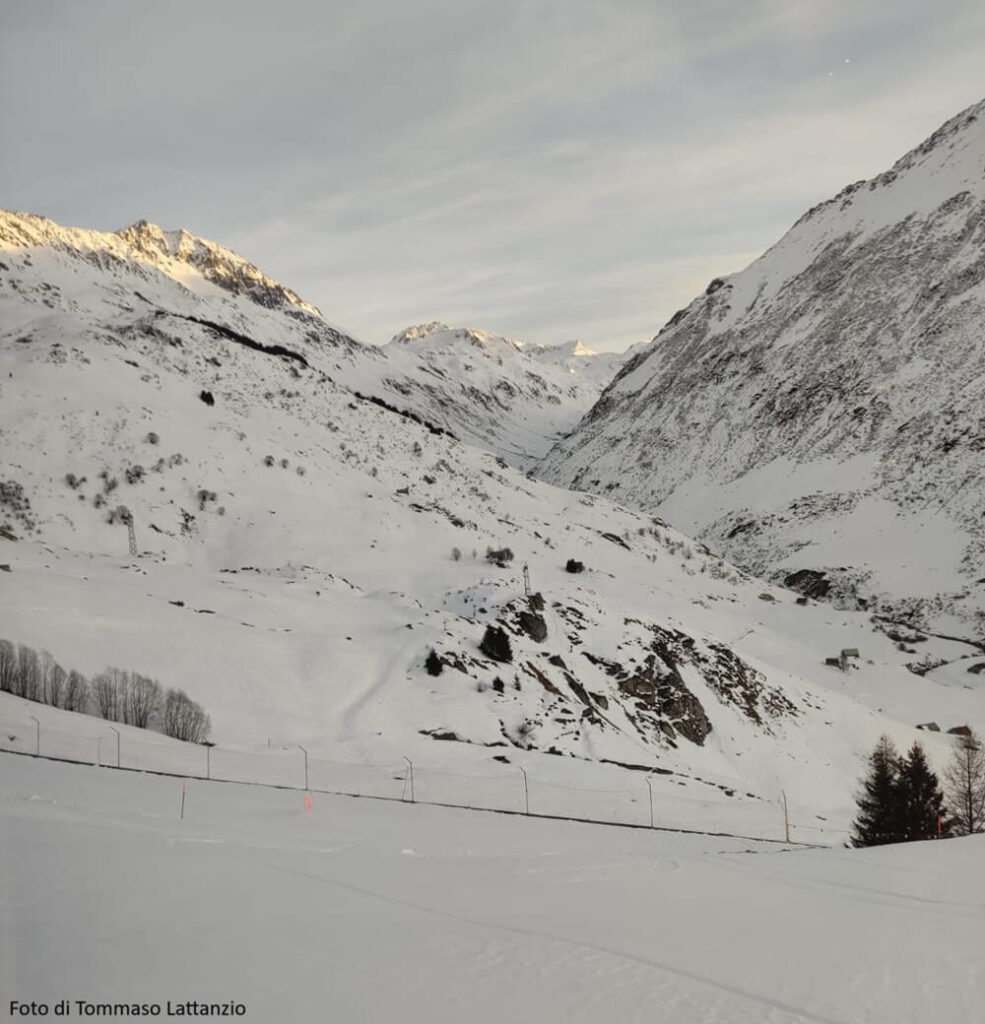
[2,1,983,351]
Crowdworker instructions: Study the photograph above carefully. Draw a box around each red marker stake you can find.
[304,792,313,814]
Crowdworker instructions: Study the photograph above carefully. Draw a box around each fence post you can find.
[646,772,654,828]
[519,766,529,815]
[403,756,415,803]
[299,745,309,791]
[109,726,121,768]
[781,788,791,844]
[206,744,211,780]
[29,715,40,756]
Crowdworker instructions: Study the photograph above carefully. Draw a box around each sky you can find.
[2,1,984,352]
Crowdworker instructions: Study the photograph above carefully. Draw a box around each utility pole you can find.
[117,505,137,556]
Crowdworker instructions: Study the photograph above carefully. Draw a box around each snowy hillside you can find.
[2,207,983,837]
[539,98,985,639]
[381,322,630,468]
[0,212,626,470]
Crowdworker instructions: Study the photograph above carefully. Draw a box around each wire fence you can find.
[0,715,847,846]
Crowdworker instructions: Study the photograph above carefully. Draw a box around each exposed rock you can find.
[517,610,548,643]
[420,728,464,742]
[784,570,831,600]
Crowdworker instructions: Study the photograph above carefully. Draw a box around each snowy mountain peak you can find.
[389,321,453,343]
[389,322,527,356]
[389,324,622,368]
[0,209,321,316]
[561,340,597,357]
[114,217,321,315]
[790,98,985,240]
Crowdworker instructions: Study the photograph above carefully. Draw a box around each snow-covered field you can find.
[3,753,982,1023]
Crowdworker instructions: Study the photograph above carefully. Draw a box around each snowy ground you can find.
[3,754,982,1024]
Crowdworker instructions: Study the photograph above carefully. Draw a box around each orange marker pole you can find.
[304,792,313,814]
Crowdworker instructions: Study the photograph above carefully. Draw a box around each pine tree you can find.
[942,729,985,835]
[479,625,513,664]
[897,741,950,841]
[851,735,904,847]
[424,648,443,677]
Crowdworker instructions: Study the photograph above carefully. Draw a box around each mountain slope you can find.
[0,212,626,469]
[539,98,985,638]
[2,208,981,835]
[375,322,630,468]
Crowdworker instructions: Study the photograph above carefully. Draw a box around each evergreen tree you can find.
[424,648,443,677]
[851,735,904,847]
[897,741,950,841]
[942,729,985,835]
[479,625,513,664]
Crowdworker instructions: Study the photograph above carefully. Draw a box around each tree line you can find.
[0,638,211,744]
[851,731,985,846]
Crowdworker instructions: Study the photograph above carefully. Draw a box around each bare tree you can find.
[92,667,129,722]
[41,653,68,708]
[63,670,90,713]
[15,645,42,701]
[0,639,16,693]
[943,728,985,835]
[124,674,162,728]
[162,688,211,744]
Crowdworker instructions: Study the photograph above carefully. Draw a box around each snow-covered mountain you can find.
[0,212,627,470]
[539,98,985,639]
[379,322,630,468]
[2,206,982,835]
[1,212,324,317]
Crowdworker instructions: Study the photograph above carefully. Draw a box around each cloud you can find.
[2,0,984,351]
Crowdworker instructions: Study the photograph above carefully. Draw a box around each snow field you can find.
[3,753,982,1024]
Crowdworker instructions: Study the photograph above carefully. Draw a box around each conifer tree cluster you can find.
[479,625,513,663]
[851,736,950,847]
